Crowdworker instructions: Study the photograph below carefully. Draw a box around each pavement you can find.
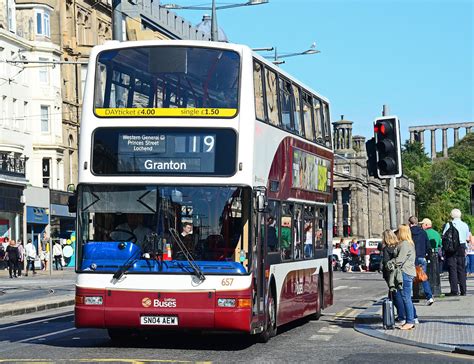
[355,273,474,356]
[0,266,75,318]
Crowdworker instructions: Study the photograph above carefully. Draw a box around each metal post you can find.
[211,0,218,41]
[112,0,123,41]
[382,105,397,230]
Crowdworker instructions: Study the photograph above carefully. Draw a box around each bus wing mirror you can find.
[68,195,77,213]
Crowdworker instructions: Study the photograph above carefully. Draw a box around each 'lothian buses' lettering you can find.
[153,298,177,308]
[144,160,187,170]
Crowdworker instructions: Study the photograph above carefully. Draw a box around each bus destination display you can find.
[117,132,216,173]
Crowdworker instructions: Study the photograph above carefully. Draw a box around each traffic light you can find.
[365,137,377,177]
[374,116,402,178]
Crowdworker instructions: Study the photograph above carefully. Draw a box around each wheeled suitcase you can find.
[382,292,395,329]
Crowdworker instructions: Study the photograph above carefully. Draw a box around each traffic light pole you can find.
[382,105,398,230]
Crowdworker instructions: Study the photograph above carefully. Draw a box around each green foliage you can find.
[449,133,474,181]
[402,137,473,232]
[401,140,430,172]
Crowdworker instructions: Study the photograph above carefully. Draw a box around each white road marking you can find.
[0,313,73,331]
[318,326,341,333]
[308,334,332,341]
[17,327,77,343]
[334,285,348,291]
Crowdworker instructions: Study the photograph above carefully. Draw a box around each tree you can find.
[401,140,430,173]
[401,137,473,232]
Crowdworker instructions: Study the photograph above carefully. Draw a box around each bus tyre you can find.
[257,291,277,343]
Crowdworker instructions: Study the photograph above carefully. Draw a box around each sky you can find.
[163,0,473,151]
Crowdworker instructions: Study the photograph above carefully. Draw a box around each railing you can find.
[0,154,27,177]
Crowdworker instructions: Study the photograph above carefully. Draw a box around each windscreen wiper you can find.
[169,228,205,282]
[112,248,142,282]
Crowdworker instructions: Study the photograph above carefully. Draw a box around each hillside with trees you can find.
[401,133,474,231]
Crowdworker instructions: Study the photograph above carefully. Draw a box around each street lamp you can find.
[261,42,320,65]
[161,0,269,41]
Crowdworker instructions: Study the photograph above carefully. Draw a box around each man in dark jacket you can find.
[409,216,434,305]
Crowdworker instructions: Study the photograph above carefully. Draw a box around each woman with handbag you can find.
[391,225,417,330]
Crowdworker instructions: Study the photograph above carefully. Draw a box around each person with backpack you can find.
[442,209,471,296]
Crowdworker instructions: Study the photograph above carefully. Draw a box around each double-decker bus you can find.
[72,40,334,343]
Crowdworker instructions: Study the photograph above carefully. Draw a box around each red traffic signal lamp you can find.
[374,116,402,178]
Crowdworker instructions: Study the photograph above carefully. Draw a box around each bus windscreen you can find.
[94,46,240,118]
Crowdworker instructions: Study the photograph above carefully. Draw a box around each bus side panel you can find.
[274,266,317,326]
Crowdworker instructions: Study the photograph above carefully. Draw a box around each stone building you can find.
[332,115,416,239]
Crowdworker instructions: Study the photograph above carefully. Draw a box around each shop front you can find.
[0,183,24,243]
[50,190,76,267]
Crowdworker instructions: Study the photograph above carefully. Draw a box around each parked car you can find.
[368,253,382,272]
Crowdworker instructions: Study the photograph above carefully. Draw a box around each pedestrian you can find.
[0,244,6,270]
[40,232,50,271]
[409,216,434,305]
[467,234,474,277]
[349,238,360,271]
[421,217,445,274]
[5,239,19,278]
[25,239,37,276]
[16,240,25,277]
[381,229,419,327]
[53,242,63,270]
[380,230,404,323]
[442,209,471,296]
[392,225,417,330]
[341,244,351,272]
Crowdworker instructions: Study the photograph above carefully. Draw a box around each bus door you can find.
[252,209,266,322]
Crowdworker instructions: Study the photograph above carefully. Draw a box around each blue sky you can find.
[166,0,473,148]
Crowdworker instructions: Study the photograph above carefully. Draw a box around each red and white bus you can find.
[71,40,334,342]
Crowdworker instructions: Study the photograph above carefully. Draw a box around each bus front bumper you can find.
[75,286,252,332]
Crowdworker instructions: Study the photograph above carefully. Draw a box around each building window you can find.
[343,165,350,174]
[77,9,92,46]
[40,105,50,132]
[7,0,16,33]
[1,96,6,127]
[39,58,49,83]
[12,98,18,129]
[42,158,51,188]
[23,101,28,131]
[36,10,51,37]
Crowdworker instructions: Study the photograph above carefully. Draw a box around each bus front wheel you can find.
[257,290,277,343]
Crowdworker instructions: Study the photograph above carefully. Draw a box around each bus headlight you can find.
[217,298,236,307]
[84,296,103,305]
